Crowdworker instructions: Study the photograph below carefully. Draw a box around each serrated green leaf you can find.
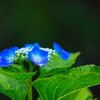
[0,73,28,100]
[0,67,36,81]
[0,68,35,100]
[6,72,35,81]
[33,65,100,100]
[40,52,80,77]
[62,88,93,100]
[2,64,25,73]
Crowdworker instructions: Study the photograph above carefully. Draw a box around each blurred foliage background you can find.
[0,0,100,99]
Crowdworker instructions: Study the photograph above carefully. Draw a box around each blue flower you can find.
[10,46,19,52]
[24,44,34,49]
[25,43,39,49]
[53,42,70,60]
[0,49,16,67]
[28,43,48,66]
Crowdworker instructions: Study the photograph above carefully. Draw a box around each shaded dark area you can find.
[90,85,100,100]
[0,0,100,99]
[0,93,10,100]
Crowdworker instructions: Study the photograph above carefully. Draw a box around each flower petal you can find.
[53,42,70,60]
[10,46,19,52]
[28,44,48,66]
[24,44,33,49]
[0,49,16,67]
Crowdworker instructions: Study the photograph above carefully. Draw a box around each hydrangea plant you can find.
[0,42,100,100]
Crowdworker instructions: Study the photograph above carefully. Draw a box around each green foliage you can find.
[1,51,100,100]
[40,52,80,77]
[3,64,25,73]
[62,88,93,100]
[33,65,100,100]
[0,67,35,100]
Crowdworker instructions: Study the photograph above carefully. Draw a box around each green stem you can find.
[28,62,34,100]
[28,80,32,100]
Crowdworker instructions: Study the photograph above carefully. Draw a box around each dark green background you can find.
[0,0,100,99]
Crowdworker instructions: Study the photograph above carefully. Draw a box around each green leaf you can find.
[40,52,80,77]
[62,88,93,100]
[0,67,36,81]
[2,64,25,73]
[33,65,100,100]
[0,68,35,100]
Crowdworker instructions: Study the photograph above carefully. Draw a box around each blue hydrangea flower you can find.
[53,42,70,60]
[28,43,49,66]
[25,43,39,49]
[0,49,16,67]
[10,46,19,52]
[24,44,34,49]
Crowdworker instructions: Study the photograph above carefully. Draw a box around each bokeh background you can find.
[0,0,100,99]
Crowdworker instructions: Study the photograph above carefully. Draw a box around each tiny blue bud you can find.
[53,42,70,60]
[28,43,48,66]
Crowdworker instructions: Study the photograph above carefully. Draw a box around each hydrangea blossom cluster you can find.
[0,42,70,67]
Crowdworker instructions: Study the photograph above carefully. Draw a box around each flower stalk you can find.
[28,62,34,100]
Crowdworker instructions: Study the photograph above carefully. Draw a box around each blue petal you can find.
[10,46,19,52]
[24,44,33,49]
[28,44,48,66]
[53,42,62,54]
[33,43,40,48]
[25,43,40,49]
[0,49,16,67]
[59,49,70,60]
[53,42,70,60]
[0,53,3,65]
[2,49,15,63]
